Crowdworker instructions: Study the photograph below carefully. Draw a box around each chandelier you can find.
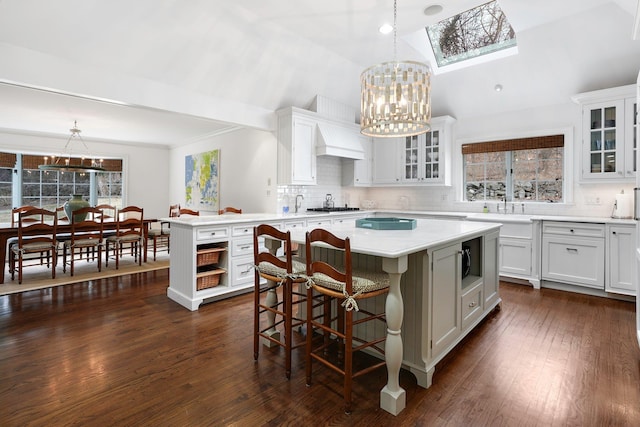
[360,0,432,137]
[38,121,105,172]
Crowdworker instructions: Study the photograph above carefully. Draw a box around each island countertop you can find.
[285,218,501,258]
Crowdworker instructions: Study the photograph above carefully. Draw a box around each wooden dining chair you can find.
[105,206,144,269]
[179,208,200,216]
[62,206,104,276]
[8,206,47,272]
[219,206,242,214]
[304,228,390,414]
[148,204,181,261]
[253,224,307,379]
[10,207,58,284]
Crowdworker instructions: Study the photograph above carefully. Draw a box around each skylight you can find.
[422,1,517,72]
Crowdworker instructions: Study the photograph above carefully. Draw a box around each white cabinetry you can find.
[541,221,605,289]
[276,107,317,185]
[606,223,637,295]
[401,115,455,185]
[342,136,372,186]
[573,85,637,181]
[372,137,402,184]
[430,243,461,356]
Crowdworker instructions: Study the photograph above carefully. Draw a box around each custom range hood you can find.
[315,122,364,160]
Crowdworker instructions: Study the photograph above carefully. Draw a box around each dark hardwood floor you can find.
[1,271,639,426]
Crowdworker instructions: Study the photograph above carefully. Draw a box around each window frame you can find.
[455,128,574,205]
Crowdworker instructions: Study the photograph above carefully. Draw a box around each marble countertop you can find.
[287,218,501,258]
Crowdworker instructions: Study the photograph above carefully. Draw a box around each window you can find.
[0,153,123,221]
[463,135,564,202]
[424,0,517,73]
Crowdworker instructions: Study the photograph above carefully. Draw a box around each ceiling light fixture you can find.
[494,84,503,92]
[361,0,432,137]
[423,4,444,16]
[38,121,105,173]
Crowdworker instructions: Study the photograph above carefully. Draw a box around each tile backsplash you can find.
[279,156,636,218]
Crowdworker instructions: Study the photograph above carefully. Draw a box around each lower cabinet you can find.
[606,223,637,295]
[431,243,461,356]
[541,221,605,289]
[500,237,532,277]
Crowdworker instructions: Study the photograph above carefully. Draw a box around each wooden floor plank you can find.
[1,274,639,426]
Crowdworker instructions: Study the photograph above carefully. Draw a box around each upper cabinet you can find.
[371,115,456,186]
[573,85,637,181]
[342,135,372,186]
[401,115,455,185]
[276,107,317,185]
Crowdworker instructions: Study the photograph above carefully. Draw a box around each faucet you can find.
[295,194,304,213]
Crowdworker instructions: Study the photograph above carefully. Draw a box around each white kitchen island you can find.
[167,214,501,415]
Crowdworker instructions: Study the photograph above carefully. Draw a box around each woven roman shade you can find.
[0,152,17,168]
[21,154,122,172]
[461,134,564,155]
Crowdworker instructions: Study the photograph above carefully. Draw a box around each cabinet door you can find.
[402,134,421,182]
[541,236,605,288]
[607,225,637,295]
[372,138,401,184]
[499,237,532,277]
[483,230,500,308]
[431,243,461,357]
[582,100,625,179]
[624,97,637,178]
[291,116,317,184]
[352,136,372,185]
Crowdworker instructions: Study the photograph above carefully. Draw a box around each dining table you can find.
[0,218,156,284]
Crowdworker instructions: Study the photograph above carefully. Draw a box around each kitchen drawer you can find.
[283,220,306,230]
[542,221,605,238]
[307,218,332,228]
[231,256,255,287]
[461,282,483,329]
[232,224,254,237]
[231,237,253,257]
[196,226,229,241]
[542,235,605,288]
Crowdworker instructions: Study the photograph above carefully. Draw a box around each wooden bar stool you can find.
[253,224,306,379]
[304,228,390,414]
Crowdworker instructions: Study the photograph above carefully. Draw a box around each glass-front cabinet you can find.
[573,85,636,181]
[400,115,455,185]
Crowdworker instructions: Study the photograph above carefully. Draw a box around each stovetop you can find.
[307,207,360,212]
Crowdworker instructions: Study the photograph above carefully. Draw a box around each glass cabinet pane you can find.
[604,129,616,150]
[604,152,616,172]
[604,107,616,127]
[590,153,601,173]
[590,132,601,151]
[590,109,601,130]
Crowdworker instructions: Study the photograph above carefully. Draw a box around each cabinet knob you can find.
[612,231,617,235]
[468,301,476,308]
[570,229,574,233]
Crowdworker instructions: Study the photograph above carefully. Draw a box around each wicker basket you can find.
[196,269,224,290]
[196,247,225,266]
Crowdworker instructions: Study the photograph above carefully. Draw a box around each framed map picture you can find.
[185,149,220,210]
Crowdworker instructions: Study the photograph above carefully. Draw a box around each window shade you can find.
[0,152,17,168]
[461,134,564,155]
[21,154,122,172]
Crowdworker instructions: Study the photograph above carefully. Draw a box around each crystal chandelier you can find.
[360,0,432,137]
[38,121,105,172]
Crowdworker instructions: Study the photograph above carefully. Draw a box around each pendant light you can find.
[360,0,432,137]
[38,121,105,172]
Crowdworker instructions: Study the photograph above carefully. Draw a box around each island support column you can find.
[380,255,408,415]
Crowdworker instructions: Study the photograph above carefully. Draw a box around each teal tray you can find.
[355,217,417,230]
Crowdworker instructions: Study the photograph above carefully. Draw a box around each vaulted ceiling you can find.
[0,0,639,146]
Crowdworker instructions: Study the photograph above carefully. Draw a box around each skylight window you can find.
[423,1,517,72]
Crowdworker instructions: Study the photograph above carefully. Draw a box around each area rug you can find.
[0,252,170,296]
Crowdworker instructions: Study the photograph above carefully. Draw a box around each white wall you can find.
[337,99,635,217]
[168,127,278,214]
[0,130,170,219]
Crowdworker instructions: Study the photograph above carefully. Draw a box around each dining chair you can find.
[8,206,47,271]
[219,206,242,214]
[105,206,144,269]
[179,208,200,216]
[304,228,390,414]
[10,207,58,284]
[62,206,104,276]
[253,224,307,379]
[148,204,180,261]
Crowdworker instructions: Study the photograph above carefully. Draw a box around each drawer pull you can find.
[239,245,251,250]
[468,301,476,308]
[241,266,252,274]
[570,229,574,233]
[210,232,216,236]
[566,247,578,253]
